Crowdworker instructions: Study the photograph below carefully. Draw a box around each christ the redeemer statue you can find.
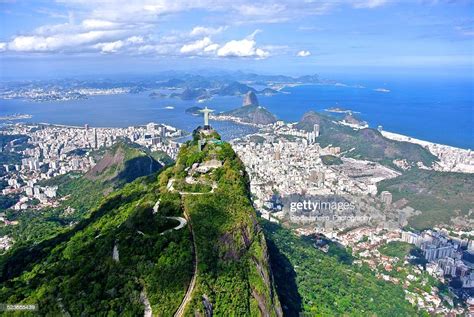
[199,106,214,130]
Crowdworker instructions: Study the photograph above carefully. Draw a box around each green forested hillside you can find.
[296,111,437,168]
[158,130,282,315]
[262,221,428,316]
[0,130,281,316]
[0,175,193,316]
[0,143,165,248]
[377,168,474,229]
[222,104,277,125]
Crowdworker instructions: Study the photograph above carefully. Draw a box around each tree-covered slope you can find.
[0,130,281,316]
[262,221,427,316]
[377,168,474,229]
[85,141,163,186]
[222,104,277,125]
[0,175,194,316]
[0,143,166,250]
[159,130,282,316]
[42,142,164,216]
[296,111,437,168]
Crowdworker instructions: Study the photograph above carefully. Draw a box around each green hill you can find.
[222,104,277,125]
[0,131,281,316]
[0,143,165,250]
[296,111,437,168]
[37,142,163,218]
[220,90,277,125]
[85,141,163,185]
[377,168,474,229]
[0,176,193,316]
[262,221,427,316]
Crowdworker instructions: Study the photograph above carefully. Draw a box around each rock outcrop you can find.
[243,91,259,107]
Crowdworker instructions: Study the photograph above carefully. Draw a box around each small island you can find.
[185,106,204,116]
[325,107,357,114]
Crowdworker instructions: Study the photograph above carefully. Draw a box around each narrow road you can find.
[174,207,198,317]
[153,196,198,316]
[154,198,188,235]
[160,216,187,235]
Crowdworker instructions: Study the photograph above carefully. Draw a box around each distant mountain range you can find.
[144,72,319,101]
[1,71,322,103]
[156,80,279,101]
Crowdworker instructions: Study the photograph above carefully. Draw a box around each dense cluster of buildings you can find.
[0,122,183,213]
[307,226,473,315]
[401,230,474,289]
[232,121,402,228]
[381,131,474,174]
[230,118,473,314]
[0,86,132,102]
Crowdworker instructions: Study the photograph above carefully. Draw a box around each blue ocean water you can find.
[0,76,472,148]
[259,77,474,149]
[0,93,258,141]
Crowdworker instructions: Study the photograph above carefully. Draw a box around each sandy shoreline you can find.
[381,130,469,152]
[381,130,474,173]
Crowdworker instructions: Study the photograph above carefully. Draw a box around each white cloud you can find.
[6,29,129,52]
[204,43,219,52]
[455,26,474,37]
[136,43,176,55]
[190,26,227,37]
[0,0,391,57]
[297,50,311,57]
[235,4,286,16]
[180,37,215,54]
[94,36,144,53]
[352,0,388,9]
[217,38,269,58]
[81,19,121,30]
[126,36,145,44]
[246,29,262,40]
[95,40,124,53]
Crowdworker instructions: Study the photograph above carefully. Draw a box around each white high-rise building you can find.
[313,124,320,137]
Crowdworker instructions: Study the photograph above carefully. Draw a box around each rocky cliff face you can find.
[243,91,259,107]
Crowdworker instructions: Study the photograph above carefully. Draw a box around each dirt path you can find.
[140,290,153,317]
[160,216,187,235]
[174,207,198,317]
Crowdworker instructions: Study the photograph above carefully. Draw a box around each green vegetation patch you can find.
[377,168,474,229]
[262,221,426,316]
[172,135,281,316]
[321,154,343,166]
[0,175,193,316]
[296,111,437,169]
[379,241,414,259]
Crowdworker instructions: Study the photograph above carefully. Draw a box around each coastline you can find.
[381,130,474,173]
[210,114,474,174]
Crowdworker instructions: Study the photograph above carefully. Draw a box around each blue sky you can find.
[0,0,473,78]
